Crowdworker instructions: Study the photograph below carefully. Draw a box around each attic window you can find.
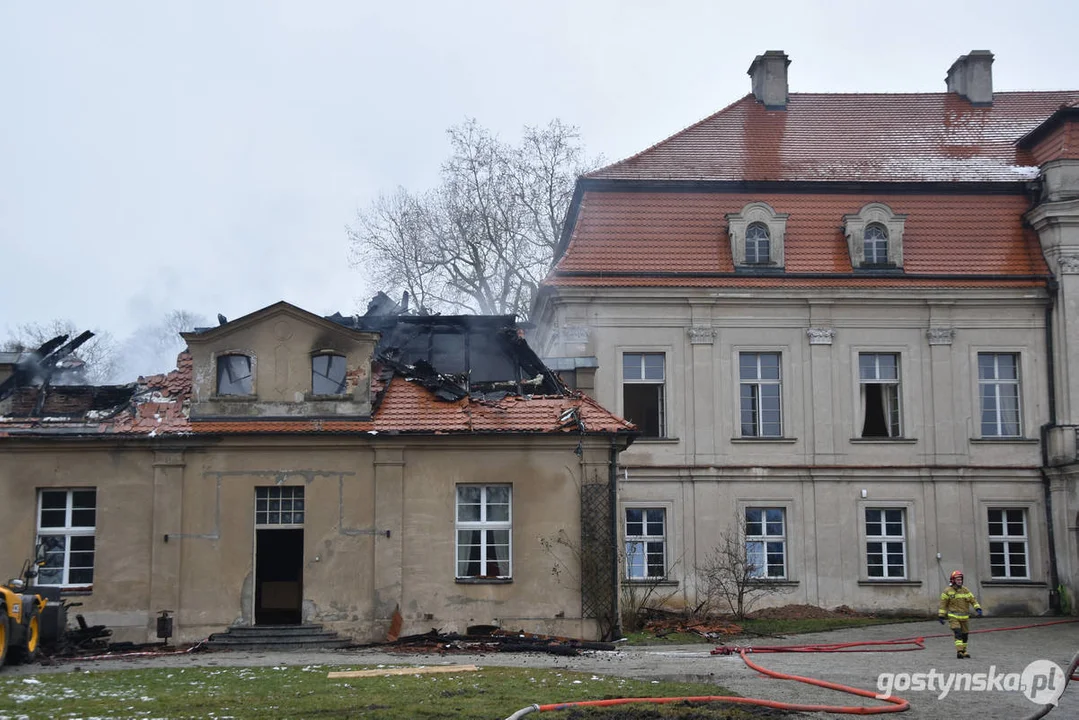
[312,353,347,395]
[843,203,906,269]
[726,202,788,269]
[864,224,889,266]
[745,223,771,264]
[216,354,253,396]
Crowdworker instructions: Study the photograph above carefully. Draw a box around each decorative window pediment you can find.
[726,202,788,269]
[843,203,907,269]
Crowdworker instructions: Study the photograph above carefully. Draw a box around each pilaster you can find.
[150,449,186,642]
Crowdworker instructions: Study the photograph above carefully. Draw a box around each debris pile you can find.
[378,628,617,656]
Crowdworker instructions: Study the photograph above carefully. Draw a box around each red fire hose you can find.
[502,619,1079,718]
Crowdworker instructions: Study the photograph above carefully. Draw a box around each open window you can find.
[859,353,901,437]
[622,353,665,438]
[216,354,253,395]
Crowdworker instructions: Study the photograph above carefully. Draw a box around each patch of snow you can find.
[21,678,41,685]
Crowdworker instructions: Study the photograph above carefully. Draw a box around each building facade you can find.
[534,51,1079,616]
[1,301,634,643]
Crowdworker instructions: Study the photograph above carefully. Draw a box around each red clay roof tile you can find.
[589,92,1079,183]
[548,191,1047,287]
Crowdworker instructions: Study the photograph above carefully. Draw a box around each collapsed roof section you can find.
[0,298,634,440]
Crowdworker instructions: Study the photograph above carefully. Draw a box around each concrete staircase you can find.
[204,624,352,651]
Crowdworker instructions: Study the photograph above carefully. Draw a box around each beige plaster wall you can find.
[0,436,613,644]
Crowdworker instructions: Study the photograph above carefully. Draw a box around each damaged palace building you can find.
[0,298,634,644]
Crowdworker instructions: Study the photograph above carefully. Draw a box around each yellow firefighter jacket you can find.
[939,584,981,619]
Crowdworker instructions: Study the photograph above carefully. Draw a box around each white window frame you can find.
[864,507,908,580]
[863,224,890,266]
[977,352,1022,438]
[739,351,783,438]
[621,351,667,439]
[255,486,305,527]
[745,223,771,265]
[455,484,512,580]
[988,507,1030,579]
[624,507,668,580]
[745,507,787,579]
[36,488,97,588]
[858,352,902,438]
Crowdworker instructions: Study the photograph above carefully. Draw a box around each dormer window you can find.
[745,223,771,264]
[216,354,253,396]
[844,203,906,269]
[312,353,347,395]
[864,224,889,265]
[726,202,788,269]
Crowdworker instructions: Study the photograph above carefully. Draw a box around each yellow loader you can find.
[0,551,48,667]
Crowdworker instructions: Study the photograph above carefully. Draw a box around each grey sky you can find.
[3,0,1077,359]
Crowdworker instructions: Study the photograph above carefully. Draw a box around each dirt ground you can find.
[4,617,1078,719]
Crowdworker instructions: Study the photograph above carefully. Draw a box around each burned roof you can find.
[0,301,634,439]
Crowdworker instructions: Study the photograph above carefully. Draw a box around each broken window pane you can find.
[217,354,253,395]
[36,488,96,587]
[312,354,347,395]
[622,353,665,438]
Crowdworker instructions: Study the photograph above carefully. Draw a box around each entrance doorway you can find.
[253,485,306,626]
[255,528,304,625]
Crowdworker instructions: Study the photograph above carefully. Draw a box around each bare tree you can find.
[2,319,119,384]
[348,118,600,319]
[697,515,794,620]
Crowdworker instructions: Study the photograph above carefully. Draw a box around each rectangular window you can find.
[988,508,1029,579]
[456,485,511,579]
[865,508,907,579]
[255,486,305,526]
[978,353,1021,437]
[36,489,96,587]
[745,507,786,578]
[740,352,782,437]
[625,508,666,580]
[623,353,665,438]
[859,353,901,437]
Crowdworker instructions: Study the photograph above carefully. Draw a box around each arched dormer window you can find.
[745,223,771,264]
[312,353,347,395]
[216,354,253,396]
[864,224,889,265]
[726,202,788,269]
[843,203,907,269]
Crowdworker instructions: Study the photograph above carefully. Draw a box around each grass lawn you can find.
[624,616,925,645]
[0,664,784,720]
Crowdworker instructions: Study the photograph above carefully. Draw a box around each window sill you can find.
[209,395,257,402]
[455,577,513,585]
[747,579,799,586]
[632,437,680,444]
[304,394,351,401]
[731,437,798,444]
[33,587,93,596]
[858,580,921,587]
[969,437,1039,444]
[622,579,679,587]
[981,580,1045,587]
[849,437,918,444]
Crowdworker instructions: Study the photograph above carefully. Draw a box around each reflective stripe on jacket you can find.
[939,585,981,618]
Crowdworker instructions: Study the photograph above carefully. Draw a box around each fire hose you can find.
[503,619,1079,718]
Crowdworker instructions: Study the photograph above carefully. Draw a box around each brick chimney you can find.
[748,51,790,110]
[946,51,994,106]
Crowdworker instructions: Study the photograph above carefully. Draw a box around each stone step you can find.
[203,638,353,652]
[218,624,328,637]
[208,631,344,645]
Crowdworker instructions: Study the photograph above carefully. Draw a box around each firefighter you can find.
[938,570,982,659]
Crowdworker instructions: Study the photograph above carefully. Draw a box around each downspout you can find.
[609,438,623,640]
[1041,277,1062,613]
